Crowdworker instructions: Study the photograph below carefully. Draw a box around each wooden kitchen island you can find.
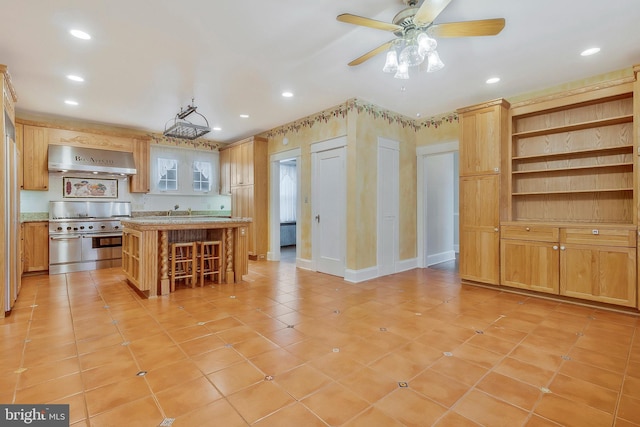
[120,216,252,297]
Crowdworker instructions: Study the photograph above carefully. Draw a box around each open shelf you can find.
[513,188,633,196]
[512,162,633,175]
[512,115,633,138]
[512,145,633,161]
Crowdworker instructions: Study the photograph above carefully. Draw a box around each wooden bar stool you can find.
[169,242,197,291]
[197,240,222,286]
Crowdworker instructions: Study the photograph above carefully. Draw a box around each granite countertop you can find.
[121,216,252,226]
[20,213,49,223]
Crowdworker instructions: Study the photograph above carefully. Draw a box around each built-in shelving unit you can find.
[510,91,635,224]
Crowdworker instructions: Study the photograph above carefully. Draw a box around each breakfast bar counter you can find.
[120,216,252,297]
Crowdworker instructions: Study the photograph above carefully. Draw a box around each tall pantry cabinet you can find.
[220,136,268,260]
[1,64,20,316]
[457,99,510,285]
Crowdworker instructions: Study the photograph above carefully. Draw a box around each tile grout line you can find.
[613,323,639,425]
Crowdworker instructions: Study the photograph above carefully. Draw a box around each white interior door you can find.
[312,145,345,277]
[378,138,399,277]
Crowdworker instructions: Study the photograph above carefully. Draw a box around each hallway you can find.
[1,259,639,426]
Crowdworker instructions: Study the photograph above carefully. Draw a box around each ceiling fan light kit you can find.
[383,29,442,78]
[338,0,505,80]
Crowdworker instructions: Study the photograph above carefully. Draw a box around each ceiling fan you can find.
[337,0,505,77]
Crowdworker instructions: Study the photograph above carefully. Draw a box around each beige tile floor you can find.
[1,249,639,426]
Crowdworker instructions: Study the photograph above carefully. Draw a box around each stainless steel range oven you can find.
[48,201,131,274]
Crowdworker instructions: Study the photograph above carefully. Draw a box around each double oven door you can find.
[49,232,123,274]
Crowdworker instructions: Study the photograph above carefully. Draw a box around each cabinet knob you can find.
[526,227,530,231]
[494,227,499,232]
[553,245,558,250]
[560,246,566,251]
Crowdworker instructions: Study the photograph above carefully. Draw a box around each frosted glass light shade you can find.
[394,62,409,79]
[382,50,399,73]
[426,50,445,72]
[417,33,437,55]
[399,44,424,67]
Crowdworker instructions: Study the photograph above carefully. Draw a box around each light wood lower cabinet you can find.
[560,244,636,307]
[500,223,637,308]
[122,228,142,288]
[22,221,49,273]
[460,174,500,285]
[501,239,560,294]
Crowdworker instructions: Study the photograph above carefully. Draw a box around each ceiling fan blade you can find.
[429,18,506,37]
[337,13,402,32]
[413,0,453,25]
[348,41,395,66]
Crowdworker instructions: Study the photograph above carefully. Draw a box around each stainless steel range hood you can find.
[48,145,137,176]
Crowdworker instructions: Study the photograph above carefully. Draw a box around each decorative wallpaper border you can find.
[418,112,458,129]
[148,133,221,151]
[264,97,458,138]
[264,102,350,138]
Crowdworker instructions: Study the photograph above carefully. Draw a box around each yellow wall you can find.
[261,99,420,270]
[263,103,348,262]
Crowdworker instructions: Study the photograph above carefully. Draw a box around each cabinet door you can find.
[129,139,150,193]
[229,145,241,186]
[459,105,504,176]
[501,239,559,294]
[459,175,500,284]
[219,148,231,195]
[231,185,255,256]
[22,125,49,190]
[23,222,49,273]
[240,141,254,185]
[16,123,23,189]
[560,244,637,307]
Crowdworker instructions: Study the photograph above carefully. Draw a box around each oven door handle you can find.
[50,235,82,241]
[82,233,123,238]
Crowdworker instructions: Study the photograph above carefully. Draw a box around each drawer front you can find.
[501,225,559,242]
[560,228,636,247]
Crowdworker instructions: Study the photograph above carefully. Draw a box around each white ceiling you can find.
[2,0,640,143]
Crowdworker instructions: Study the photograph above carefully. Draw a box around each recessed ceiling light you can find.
[213,127,222,131]
[239,114,249,118]
[416,113,421,118]
[282,91,294,98]
[486,77,501,84]
[581,47,600,56]
[69,29,91,40]
[67,75,84,82]
[64,100,79,106]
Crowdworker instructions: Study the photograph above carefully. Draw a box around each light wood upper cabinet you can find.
[225,136,268,260]
[459,100,510,176]
[219,148,230,195]
[22,221,49,273]
[129,138,150,193]
[16,123,23,189]
[229,140,255,186]
[22,125,49,191]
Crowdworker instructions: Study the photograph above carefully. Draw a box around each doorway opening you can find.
[417,141,459,273]
[279,158,297,264]
[268,148,301,263]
